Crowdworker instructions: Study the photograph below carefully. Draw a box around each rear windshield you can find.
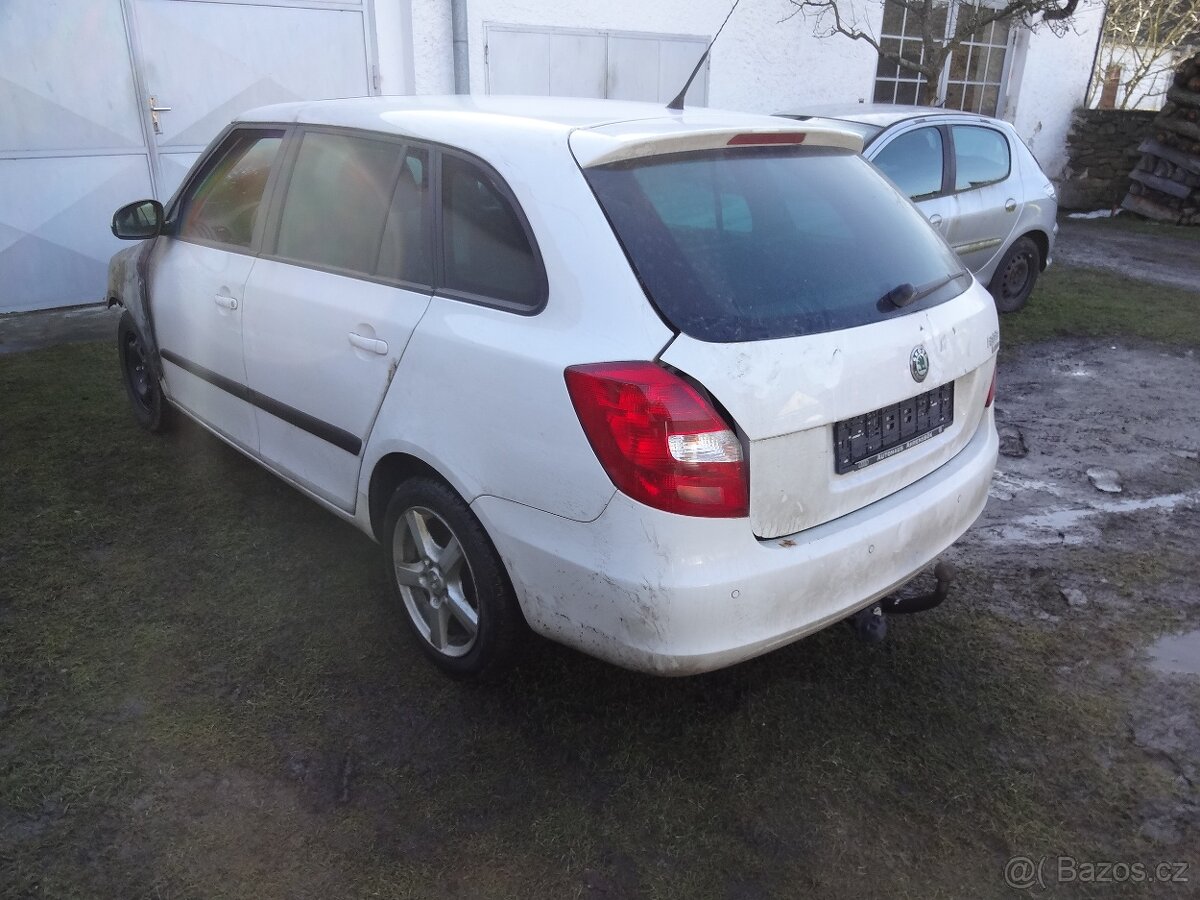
[585,147,969,342]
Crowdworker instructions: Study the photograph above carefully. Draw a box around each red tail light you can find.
[564,362,749,518]
[985,368,997,407]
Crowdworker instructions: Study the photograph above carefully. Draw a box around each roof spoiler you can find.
[571,126,864,169]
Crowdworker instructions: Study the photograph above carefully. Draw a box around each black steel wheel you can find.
[117,311,172,433]
[988,236,1041,314]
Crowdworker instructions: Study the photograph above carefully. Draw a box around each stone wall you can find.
[1057,109,1159,209]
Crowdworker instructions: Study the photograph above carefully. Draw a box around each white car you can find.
[107,97,999,678]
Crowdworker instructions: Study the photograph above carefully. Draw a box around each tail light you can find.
[985,368,997,407]
[564,362,749,518]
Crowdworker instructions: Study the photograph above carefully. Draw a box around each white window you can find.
[873,0,1015,116]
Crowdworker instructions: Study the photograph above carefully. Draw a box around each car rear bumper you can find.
[475,408,998,675]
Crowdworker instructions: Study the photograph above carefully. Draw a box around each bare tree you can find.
[1090,0,1200,109]
[787,0,1082,105]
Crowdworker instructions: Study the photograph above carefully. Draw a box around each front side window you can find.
[275,132,408,278]
[586,147,968,343]
[178,130,283,248]
[952,125,1010,189]
[441,155,543,309]
[872,127,945,199]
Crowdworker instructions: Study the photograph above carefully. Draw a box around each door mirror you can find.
[111,199,164,240]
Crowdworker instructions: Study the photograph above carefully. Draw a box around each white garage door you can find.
[0,0,376,313]
[485,25,709,106]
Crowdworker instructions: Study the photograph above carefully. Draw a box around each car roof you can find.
[776,103,1000,129]
[236,95,865,167]
[239,94,825,137]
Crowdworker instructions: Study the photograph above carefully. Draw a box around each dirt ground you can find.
[1054,219,1200,293]
[959,338,1200,849]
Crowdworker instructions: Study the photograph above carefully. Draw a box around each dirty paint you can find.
[105,240,160,375]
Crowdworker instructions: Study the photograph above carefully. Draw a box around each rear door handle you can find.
[1005,198,1017,212]
[214,294,238,310]
[928,214,943,227]
[348,332,388,355]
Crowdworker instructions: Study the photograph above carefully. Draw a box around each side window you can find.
[377,147,433,286]
[179,130,283,248]
[275,131,403,277]
[872,127,944,200]
[441,155,543,308]
[952,126,1010,191]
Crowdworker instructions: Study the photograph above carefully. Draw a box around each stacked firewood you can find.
[1122,52,1200,224]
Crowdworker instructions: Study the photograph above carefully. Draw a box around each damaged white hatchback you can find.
[107,96,999,678]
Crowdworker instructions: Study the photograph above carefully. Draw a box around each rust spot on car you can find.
[780,538,797,548]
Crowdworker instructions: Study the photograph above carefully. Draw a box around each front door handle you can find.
[1005,198,1018,212]
[928,213,943,227]
[214,294,238,310]
[348,332,388,355]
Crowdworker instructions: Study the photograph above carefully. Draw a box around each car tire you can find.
[382,476,523,679]
[117,311,173,433]
[988,236,1041,314]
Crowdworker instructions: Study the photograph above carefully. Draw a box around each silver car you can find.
[777,105,1058,313]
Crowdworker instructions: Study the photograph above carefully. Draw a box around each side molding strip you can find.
[160,349,362,456]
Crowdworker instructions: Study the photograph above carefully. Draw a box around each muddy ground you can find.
[957,338,1200,849]
[1054,219,1200,293]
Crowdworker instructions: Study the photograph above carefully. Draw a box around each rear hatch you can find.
[576,121,998,538]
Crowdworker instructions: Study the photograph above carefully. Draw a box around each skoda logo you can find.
[910,346,930,383]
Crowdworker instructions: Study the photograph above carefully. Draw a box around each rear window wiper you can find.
[877,271,968,310]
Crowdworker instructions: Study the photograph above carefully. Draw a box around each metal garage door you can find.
[485,25,709,106]
[0,0,376,313]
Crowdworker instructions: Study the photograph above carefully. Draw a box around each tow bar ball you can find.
[847,562,955,644]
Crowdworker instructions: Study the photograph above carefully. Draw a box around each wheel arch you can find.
[1022,228,1050,272]
[368,451,458,542]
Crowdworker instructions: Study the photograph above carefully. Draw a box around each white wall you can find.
[374,0,417,94]
[410,0,881,113]
[1008,0,1105,178]
[1089,44,1182,111]
[400,0,1103,177]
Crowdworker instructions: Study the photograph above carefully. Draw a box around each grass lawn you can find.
[1001,264,1200,351]
[1,268,1198,898]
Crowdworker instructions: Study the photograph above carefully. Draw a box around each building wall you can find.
[406,0,1104,179]
[1009,0,1106,178]
[1090,44,1184,112]
[410,0,881,113]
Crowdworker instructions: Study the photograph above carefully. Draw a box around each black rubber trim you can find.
[160,349,362,456]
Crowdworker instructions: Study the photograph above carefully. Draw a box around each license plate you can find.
[833,382,954,474]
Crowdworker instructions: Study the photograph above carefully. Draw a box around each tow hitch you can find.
[847,562,954,644]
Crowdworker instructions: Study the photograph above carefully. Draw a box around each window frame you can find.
[870,0,1018,118]
[165,124,291,256]
[258,124,437,295]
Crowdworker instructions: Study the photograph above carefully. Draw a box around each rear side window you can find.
[872,127,945,199]
[441,155,544,309]
[377,148,433,286]
[585,147,968,343]
[179,130,283,248]
[275,132,405,277]
[952,126,1010,190]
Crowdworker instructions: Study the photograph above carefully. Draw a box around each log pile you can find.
[1122,52,1200,225]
